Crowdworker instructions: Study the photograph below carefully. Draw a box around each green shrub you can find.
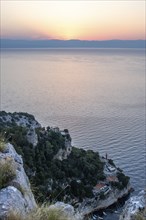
[99,192,105,200]
[117,172,130,188]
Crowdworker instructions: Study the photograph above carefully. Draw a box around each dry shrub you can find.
[0,137,6,152]
[0,158,16,189]
[6,205,72,220]
[28,205,70,220]
[6,211,22,220]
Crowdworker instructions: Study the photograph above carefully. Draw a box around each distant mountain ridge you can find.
[1,39,145,48]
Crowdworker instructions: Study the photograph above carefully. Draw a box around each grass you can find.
[133,208,146,220]
[0,137,6,152]
[6,204,74,220]
[0,158,16,189]
[6,211,22,220]
[28,205,73,220]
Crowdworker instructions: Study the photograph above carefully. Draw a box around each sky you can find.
[1,0,145,41]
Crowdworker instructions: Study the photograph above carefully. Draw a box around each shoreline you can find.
[0,111,132,219]
[79,184,132,218]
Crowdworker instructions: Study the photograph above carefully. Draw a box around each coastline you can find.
[0,111,132,219]
[78,184,131,217]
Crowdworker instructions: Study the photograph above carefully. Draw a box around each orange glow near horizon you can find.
[1,1,145,40]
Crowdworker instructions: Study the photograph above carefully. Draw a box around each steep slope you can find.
[0,141,37,219]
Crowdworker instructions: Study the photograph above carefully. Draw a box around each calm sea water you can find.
[1,48,145,218]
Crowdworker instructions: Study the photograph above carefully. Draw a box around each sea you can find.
[1,48,145,219]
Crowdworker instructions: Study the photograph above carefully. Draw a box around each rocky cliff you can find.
[0,141,83,220]
[0,142,37,219]
[119,190,146,220]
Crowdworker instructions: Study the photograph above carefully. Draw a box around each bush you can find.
[99,192,105,200]
[117,172,130,188]
[0,158,16,189]
[6,204,72,220]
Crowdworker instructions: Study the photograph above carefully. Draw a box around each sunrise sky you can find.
[1,0,145,40]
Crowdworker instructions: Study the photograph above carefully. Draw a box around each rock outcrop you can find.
[78,183,131,216]
[0,143,37,219]
[53,139,72,161]
[0,112,41,146]
[120,190,146,220]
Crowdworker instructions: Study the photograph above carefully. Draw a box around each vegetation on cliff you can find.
[0,158,16,189]
[0,111,130,205]
[0,137,79,220]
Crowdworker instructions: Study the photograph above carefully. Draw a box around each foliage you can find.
[111,171,130,190]
[117,172,130,189]
[99,192,105,200]
[61,147,105,199]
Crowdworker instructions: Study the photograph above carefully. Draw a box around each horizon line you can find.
[1,38,146,41]
[1,39,145,49]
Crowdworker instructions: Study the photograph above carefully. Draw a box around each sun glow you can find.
[1,1,145,40]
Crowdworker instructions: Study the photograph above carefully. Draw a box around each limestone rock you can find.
[53,138,72,161]
[0,143,37,219]
[27,128,38,147]
[0,186,26,218]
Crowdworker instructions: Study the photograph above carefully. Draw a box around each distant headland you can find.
[0,39,145,48]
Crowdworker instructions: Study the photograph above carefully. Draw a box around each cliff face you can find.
[0,142,37,219]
